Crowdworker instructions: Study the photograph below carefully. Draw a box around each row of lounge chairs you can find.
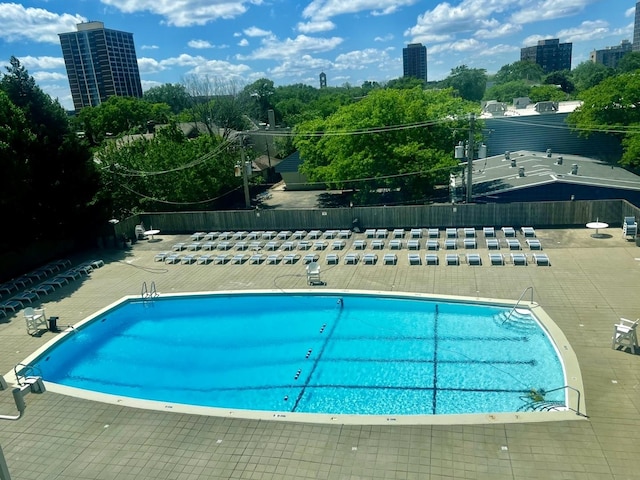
[154,250,550,267]
[184,226,536,242]
[0,259,104,317]
[168,237,543,253]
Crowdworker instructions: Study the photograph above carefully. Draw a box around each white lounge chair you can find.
[181,254,197,264]
[266,254,282,264]
[489,253,504,265]
[502,226,516,237]
[426,240,439,250]
[483,226,495,237]
[326,254,339,265]
[407,239,421,250]
[612,318,638,354]
[466,253,481,265]
[389,240,402,250]
[526,239,542,250]
[408,253,421,265]
[383,253,397,265]
[532,253,550,266]
[231,254,248,264]
[444,239,457,250]
[197,254,213,264]
[303,254,319,264]
[345,253,359,264]
[511,253,528,266]
[506,239,522,250]
[371,240,384,249]
[446,254,459,265]
[521,227,536,238]
[486,238,500,250]
[425,254,439,265]
[363,253,378,265]
[353,240,366,250]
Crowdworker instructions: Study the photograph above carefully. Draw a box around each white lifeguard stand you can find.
[306,262,321,285]
[612,318,638,354]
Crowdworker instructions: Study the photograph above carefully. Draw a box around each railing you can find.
[502,286,534,324]
[141,281,158,299]
[542,385,588,418]
[141,281,148,298]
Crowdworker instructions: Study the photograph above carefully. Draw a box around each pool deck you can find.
[1,227,639,479]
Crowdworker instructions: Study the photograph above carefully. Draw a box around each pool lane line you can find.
[291,300,344,412]
[432,304,439,415]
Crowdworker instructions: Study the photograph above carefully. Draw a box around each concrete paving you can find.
[1,226,639,479]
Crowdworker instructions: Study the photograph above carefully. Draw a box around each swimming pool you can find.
[17,290,584,424]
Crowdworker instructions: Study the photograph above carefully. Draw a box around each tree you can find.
[294,87,477,202]
[529,85,567,102]
[440,65,487,102]
[484,81,531,102]
[493,61,544,84]
[567,72,640,167]
[544,71,574,94]
[241,78,276,124]
[385,76,426,90]
[616,52,640,73]
[569,61,614,92]
[143,83,191,114]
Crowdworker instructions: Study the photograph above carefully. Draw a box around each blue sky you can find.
[0,0,636,110]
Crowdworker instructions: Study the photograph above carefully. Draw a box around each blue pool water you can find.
[31,292,566,416]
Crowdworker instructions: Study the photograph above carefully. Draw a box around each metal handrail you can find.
[141,281,148,298]
[502,286,534,324]
[540,385,588,418]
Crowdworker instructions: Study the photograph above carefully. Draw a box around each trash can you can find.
[48,316,59,332]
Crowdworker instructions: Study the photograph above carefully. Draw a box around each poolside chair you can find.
[197,254,213,265]
[180,254,197,265]
[281,241,296,251]
[261,231,276,240]
[376,229,388,238]
[364,229,376,238]
[345,253,360,264]
[446,254,460,265]
[338,230,352,238]
[502,226,516,237]
[266,254,282,264]
[33,283,56,296]
[282,254,299,264]
[463,227,476,238]
[383,253,397,265]
[353,240,367,250]
[165,253,181,264]
[331,240,346,250]
[623,217,637,239]
[363,253,378,265]
[190,232,206,241]
[410,228,423,238]
[217,241,232,251]
[521,227,536,238]
[1,300,23,313]
[235,241,248,251]
[154,252,169,262]
[510,253,528,266]
[326,254,339,265]
[526,239,542,250]
[306,262,322,285]
[203,231,220,240]
[612,318,638,354]
[202,241,217,251]
[486,238,500,250]
[445,228,457,238]
[172,242,186,251]
[24,307,47,335]
[407,239,421,250]
[408,253,421,265]
[276,230,292,240]
[303,253,319,264]
[489,253,504,265]
[265,241,280,251]
[313,241,327,251]
[392,229,405,238]
[249,254,266,264]
[427,228,439,238]
[292,230,307,240]
[483,226,495,237]
[444,239,457,250]
[425,254,439,265]
[466,253,482,266]
[246,231,261,240]
[187,242,202,251]
[389,239,402,250]
[12,291,39,306]
[214,254,230,264]
[218,231,233,240]
[371,240,384,249]
[506,239,522,250]
[426,240,439,251]
[308,230,322,239]
[249,241,263,251]
[231,254,248,264]
[532,253,551,266]
[232,231,248,240]
[297,241,311,250]
[463,238,477,249]
[323,230,338,239]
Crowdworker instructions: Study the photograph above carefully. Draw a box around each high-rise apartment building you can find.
[403,43,427,82]
[590,40,632,68]
[520,39,572,74]
[634,2,640,51]
[59,21,143,111]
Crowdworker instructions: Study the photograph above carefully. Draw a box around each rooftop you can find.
[1,226,639,479]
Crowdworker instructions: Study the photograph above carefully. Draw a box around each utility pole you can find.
[466,113,475,204]
[236,134,251,209]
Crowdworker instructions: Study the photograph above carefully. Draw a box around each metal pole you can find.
[466,113,475,204]
[240,140,251,209]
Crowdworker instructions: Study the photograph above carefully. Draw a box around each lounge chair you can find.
[297,241,311,250]
[282,254,300,264]
[383,253,397,265]
[24,307,47,335]
[407,239,421,250]
[217,241,232,250]
[521,227,536,238]
[197,254,213,264]
[426,240,439,251]
[526,239,542,250]
[623,217,637,239]
[33,283,56,296]
[445,228,457,238]
[292,230,307,240]
[463,238,477,249]
[232,231,248,240]
[345,253,360,264]
[446,254,460,265]
[410,228,423,238]
[172,242,186,251]
[249,254,265,264]
[281,241,296,251]
[427,228,439,238]
[326,254,339,265]
[506,239,522,250]
[306,262,322,285]
[323,230,338,239]
[532,253,551,266]
[463,227,476,238]
[42,276,68,288]
[408,253,421,265]
[180,254,197,264]
[483,227,495,237]
[265,241,280,251]
[486,238,500,250]
[0,282,19,296]
[276,230,292,240]
[231,254,248,264]
[266,254,282,264]
[214,254,230,264]
[510,253,528,266]
[489,253,504,265]
[363,253,378,265]
[12,291,39,306]
[365,229,376,238]
[389,240,402,250]
[376,229,388,238]
[235,241,248,250]
[218,231,233,240]
[466,253,482,265]
[313,241,327,250]
[502,226,516,237]
[612,318,638,353]
[371,240,384,249]
[392,229,405,238]
[249,241,263,251]
[1,300,23,313]
[190,232,206,241]
[187,242,202,251]
[165,253,181,264]
[353,240,367,250]
[246,231,262,240]
[444,239,457,250]
[338,230,352,238]
[425,254,439,265]
[203,231,220,240]
[308,230,322,239]
[261,231,276,240]
[331,240,346,250]
[202,241,217,250]
[303,254,319,264]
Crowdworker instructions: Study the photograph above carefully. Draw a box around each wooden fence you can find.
[114,199,640,240]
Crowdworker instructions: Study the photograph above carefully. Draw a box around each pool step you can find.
[494,311,538,332]
[518,401,566,412]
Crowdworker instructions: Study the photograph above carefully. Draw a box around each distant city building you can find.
[590,40,632,68]
[634,2,640,51]
[403,43,427,82]
[59,21,143,111]
[319,72,327,88]
[520,39,572,74]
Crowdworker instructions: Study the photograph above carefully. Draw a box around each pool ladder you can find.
[141,281,159,299]
[502,286,535,324]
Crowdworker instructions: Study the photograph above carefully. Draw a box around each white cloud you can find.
[269,55,333,78]
[238,38,249,47]
[510,0,599,25]
[297,20,336,34]
[303,0,418,21]
[428,38,486,55]
[476,43,520,57]
[557,20,609,43]
[244,26,271,37]
[522,34,546,46]
[239,35,343,60]
[333,48,393,70]
[160,54,204,67]
[374,34,394,42]
[0,3,86,43]
[18,56,65,70]
[625,6,636,18]
[141,45,160,50]
[31,71,67,82]
[186,59,252,78]
[142,79,164,91]
[100,0,264,27]
[137,57,166,74]
[188,39,214,49]
[475,23,521,40]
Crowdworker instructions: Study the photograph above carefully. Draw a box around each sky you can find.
[0,0,636,110]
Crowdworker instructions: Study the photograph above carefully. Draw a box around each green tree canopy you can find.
[440,65,487,102]
[294,87,477,202]
[143,83,191,114]
[616,52,640,73]
[484,80,531,102]
[493,61,544,84]
[529,84,568,102]
[544,70,575,94]
[569,61,614,92]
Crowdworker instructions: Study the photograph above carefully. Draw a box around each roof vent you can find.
[518,166,525,177]
[571,164,578,175]
[556,156,563,165]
